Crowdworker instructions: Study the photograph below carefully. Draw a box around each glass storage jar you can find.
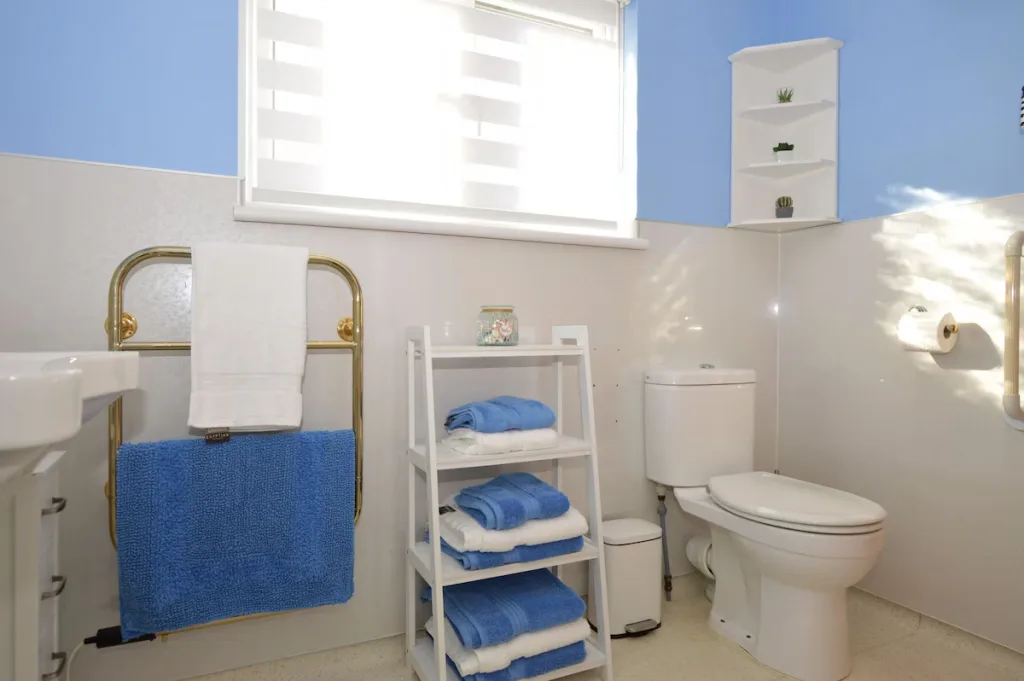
[476,306,519,346]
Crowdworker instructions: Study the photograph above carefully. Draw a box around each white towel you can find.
[442,427,559,456]
[426,617,590,676]
[439,497,589,553]
[188,243,309,430]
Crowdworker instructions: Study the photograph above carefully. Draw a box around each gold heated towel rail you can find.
[104,246,364,551]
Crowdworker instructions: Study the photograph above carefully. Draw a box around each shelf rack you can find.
[727,216,841,233]
[737,158,835,180]
[738,99,836,125]
[729,37,843,232]
[404,325,613,681]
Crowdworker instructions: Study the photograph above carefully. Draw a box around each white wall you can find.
[779,191,1024,653]
[640,220,781,578]
[0,154,779,680]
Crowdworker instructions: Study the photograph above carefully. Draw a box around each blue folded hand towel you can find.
[455,472,570,530]
[439,537,584,570]
[116,430,355,639]
[445,396,556,433]
[421,569,585,649]
[449,641,587,681]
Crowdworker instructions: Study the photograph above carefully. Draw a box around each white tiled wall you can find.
[13,151,1022,672]
[0,154,779,681]
[638,221,780,580]
[779,192,1024,654]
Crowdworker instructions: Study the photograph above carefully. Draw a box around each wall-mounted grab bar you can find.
[1004,231,1024,430]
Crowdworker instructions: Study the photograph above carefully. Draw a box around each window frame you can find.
[234,0,644,250]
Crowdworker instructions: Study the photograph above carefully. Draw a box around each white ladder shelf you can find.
[405,325,613,681]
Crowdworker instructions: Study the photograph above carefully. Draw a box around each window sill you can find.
[234,202,649,251]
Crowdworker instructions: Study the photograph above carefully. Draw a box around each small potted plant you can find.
[773,142,794,162]
[775,196,794,219]
[777,87,794,103]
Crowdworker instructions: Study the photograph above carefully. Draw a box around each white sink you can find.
[22,352,141,423]
[0,359,82,451]
[0,351,140,450]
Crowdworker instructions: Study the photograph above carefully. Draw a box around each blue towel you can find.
[422,569,585,649]
[116,430,355,639]
[445,396,556,433]
[455,473,570,530]
[439,537,584,570]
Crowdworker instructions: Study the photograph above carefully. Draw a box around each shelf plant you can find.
[777,87,794,103]
[775,196,794,219]
[773,142,795,162]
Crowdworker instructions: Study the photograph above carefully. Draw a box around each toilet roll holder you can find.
[909,306,959,339]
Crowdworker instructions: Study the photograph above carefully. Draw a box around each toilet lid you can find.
[709,472,886,530]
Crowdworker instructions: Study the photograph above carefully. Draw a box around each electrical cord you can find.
[65,626,157,680]
[65,642,84,681]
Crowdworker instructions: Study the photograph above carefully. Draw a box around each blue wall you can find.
[0,0,237,175]
[785,0,1024,221]
[635,0,780,225]
[0,0,777,226]
[2,1,1022,225]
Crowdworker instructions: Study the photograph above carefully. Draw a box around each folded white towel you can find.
[188,243,309,431]
[442,427,559,456]
[439,497,589,553]
[426,617,590,676]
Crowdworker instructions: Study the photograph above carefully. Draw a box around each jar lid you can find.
[481,305,515,312]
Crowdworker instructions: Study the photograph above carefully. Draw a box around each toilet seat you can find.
[709,472,886,535]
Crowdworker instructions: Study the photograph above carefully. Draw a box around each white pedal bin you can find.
[590,518,662,637]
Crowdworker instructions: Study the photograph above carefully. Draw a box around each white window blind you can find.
[241,0,634,241]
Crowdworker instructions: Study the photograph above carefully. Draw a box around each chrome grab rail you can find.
[1004,231,1024,430]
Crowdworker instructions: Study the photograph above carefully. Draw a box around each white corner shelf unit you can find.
[404,325,613,681]
[729,37,842,233]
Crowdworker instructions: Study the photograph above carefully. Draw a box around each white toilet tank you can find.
[644,368,756,487]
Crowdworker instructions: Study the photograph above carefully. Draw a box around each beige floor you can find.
[194,575,1024,681]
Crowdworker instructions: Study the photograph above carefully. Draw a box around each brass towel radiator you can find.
[104,245,364,555]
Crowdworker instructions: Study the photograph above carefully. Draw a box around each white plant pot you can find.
[774,150,794,162]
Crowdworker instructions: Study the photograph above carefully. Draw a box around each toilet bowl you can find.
[643,368,887,681]
[676,474,885,681]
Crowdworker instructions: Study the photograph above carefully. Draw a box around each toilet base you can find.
[676,488,883,681]
[755,580,850,681]
[709,567,851,681]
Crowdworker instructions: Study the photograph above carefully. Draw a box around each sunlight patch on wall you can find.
[647,250,689,346]
[874,186,1013,405]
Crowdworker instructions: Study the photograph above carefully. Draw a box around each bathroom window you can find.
[237,0,639,247]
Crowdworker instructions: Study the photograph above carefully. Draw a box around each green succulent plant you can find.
[773,142,795,152]
[777,88,794,103]
[776,196,793,208]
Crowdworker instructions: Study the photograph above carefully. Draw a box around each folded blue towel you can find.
[439,537,584,570]
[116,430,355,639]
[455,473,570,530]
[433,637,587,681]
[422,569,585,649]
[445,396,556,433]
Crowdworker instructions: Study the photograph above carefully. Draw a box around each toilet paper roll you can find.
[897,310,958,353]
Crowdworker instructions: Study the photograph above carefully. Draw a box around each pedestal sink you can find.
[0,351,140,490]
[0,351,138,681]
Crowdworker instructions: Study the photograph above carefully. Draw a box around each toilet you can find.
[644,368,886,681]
